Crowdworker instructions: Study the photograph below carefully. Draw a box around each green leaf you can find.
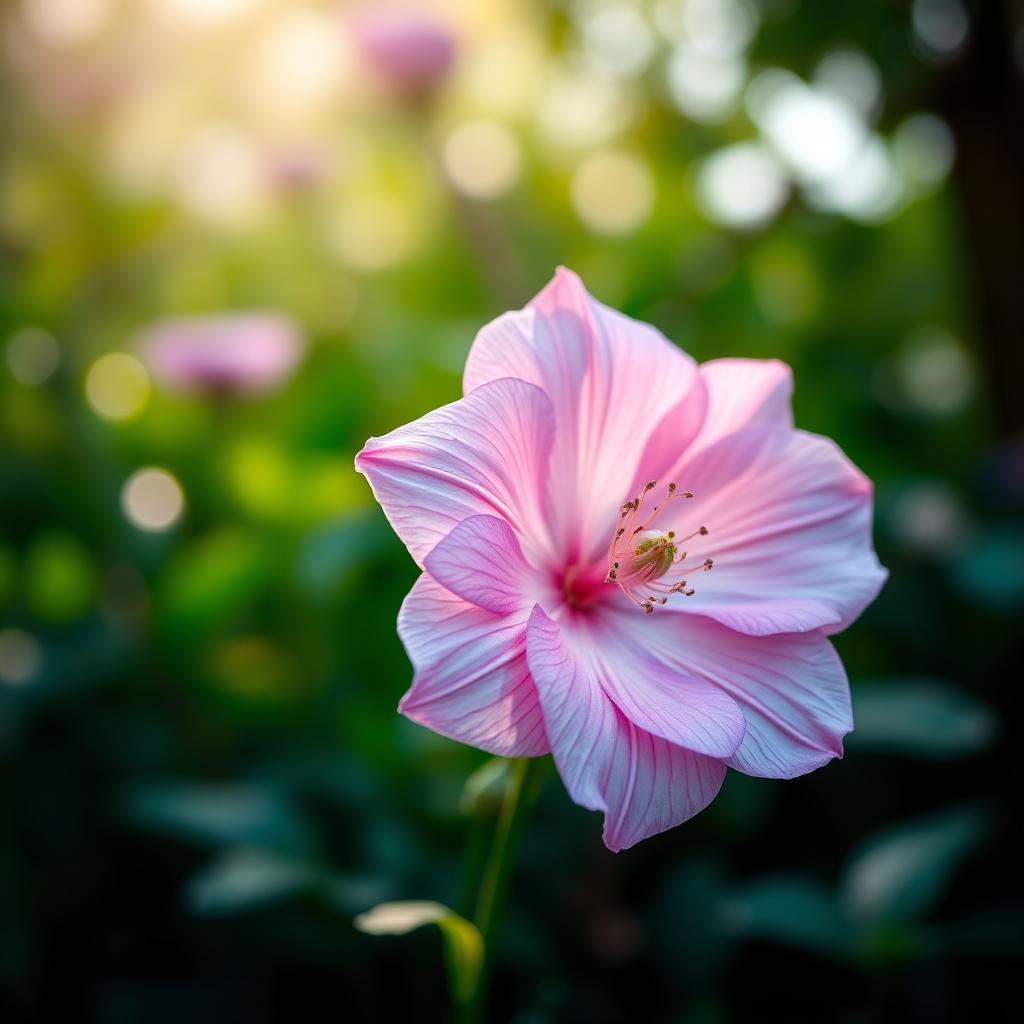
[848,679,996,758]
[354,901,484,1007]
[119,782,318,855]
[840,805,989,928]
[185,847,316,915]
[717,876,857,960]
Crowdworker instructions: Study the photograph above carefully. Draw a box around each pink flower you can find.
[355,269,887,851]
[140,312,305,396]
[349,4,456,97]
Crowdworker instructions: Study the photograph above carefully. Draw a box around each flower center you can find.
[604,480,714,614]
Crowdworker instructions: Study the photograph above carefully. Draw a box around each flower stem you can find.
[466,757,539,1023]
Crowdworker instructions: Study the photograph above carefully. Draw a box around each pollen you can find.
[603,480,714,613]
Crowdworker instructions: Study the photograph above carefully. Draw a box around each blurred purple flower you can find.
[349,4,456,97]
[141,313,305,396]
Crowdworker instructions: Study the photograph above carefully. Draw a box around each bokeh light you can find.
[175,125,269,228]
[20,0,110,48]
[580,4,655,80]
[890,481,968,555]
[654,0,759,54]
[326,193,417,270]
[121,467,186,531]
[911,0,970,63]
[0,628,41,686]
[145,0,259,27]
[441,120,521,200]
[570,151,654,235]
[538,63,634,150]
[898,328,976,416]
[752,72,867,184]
[242,9,349,118]
[665,48,746,124]
[805,136,903,223]
[85,353,151,422]
[893,113,956,193]
[695,142,789,229]
[6,327,59,385]
[813,49,883,118]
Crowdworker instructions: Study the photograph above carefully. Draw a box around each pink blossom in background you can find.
[265,148,325,194]
[348,4,456,97]
[141,313,305,396]
[355,269,887,851]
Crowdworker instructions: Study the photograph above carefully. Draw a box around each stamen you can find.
[603,481,716,612]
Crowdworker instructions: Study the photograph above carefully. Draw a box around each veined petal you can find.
[629,607,852,779]
[562,614,746,758]
[397,575,548,758]
[690,358,794,454]
[355,377,555,567]
[526,605,727,851]
[464,268,703,564]
[424,514,537,615]
[664,426,887,636]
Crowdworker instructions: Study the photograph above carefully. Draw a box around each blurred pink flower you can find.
[141,313,305,395]
[349,4,456,97]
[355,269,886,851]
[265,148,325,194]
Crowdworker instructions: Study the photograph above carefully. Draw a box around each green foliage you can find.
[355,901,484,1010]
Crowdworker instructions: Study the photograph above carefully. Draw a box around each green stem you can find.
[466,757,539,1024]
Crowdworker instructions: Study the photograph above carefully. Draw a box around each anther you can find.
[605,482,714,613]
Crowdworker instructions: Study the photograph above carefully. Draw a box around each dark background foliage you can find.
[2,1,1022,1021]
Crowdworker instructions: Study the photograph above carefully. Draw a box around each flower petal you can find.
[526,605,727,851]
[355,378,555,566]
[690,358,793,453]
[464,268,703,564]
[397,575,548,757]
[560,613,746,758]
[631,608,852,779]
[665,426,887,636]
[424,514,536,615]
